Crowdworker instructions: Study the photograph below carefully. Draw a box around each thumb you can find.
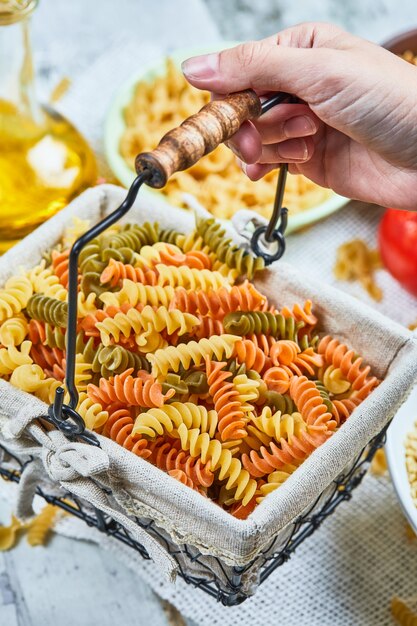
[181,40,326,97]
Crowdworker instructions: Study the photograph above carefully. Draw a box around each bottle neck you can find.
[0,1,40,122]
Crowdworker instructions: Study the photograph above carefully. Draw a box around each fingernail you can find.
[226,141,243,160]
[284,116,316,139]
[181,53,219,80]
[236,157,248,174]
[277,139,309,161]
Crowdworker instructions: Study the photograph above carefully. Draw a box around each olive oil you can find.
[0,0,97,252]
[0,101,97,252]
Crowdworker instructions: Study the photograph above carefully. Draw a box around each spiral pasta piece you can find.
[233,373,260,412]
[27,319,46,345]
[149,437,214,489]
[134,242,212,272]
[10,363,62,404]
[0,315,28,347]
[287,347,323,376]
[0,341,33,375]
[26,294,67,328]
[77,292,97,317]
[331,398,358,424]
[259,390,296,414]
[391,596,417,626]
[323,365,351,394]
[133,242,173,269]
[224,311,301,340]
[28,321,66,350]
[29,261,68,302]
[26,504,58,546]
[229,494,261,519]
[177,424,256,505]
[233,339,267,372]
[27,260,52,291]
[179,230,208,254]
[131,306,199,336]
[78,239,139,277]
[161,245,209,270]
[270,340,300,366]
[196,216,264,279]
[191,315,224,340]
[69,354,92,393]
[147,334,239,378]
[318,335,379,393]
[249,407,308,443]
[263,366,292,394]
[100,279,175,309]
[314,380,333,412]
[88,368,173,409]
[256,470,293,503]
[171,281,266,319]
[100,258,159,287]
[93,343,151,378]
[168,469,197,490]
[0,276,33,322]
[51,248,70,288]
[136,325,168,353]
[76,392,109,430]
[242,428,331,478]
[242,424,272,453]
[79,309,113,339]
[161,371,209,401]
[280,300,317,330]
[102,403,151,457]
[158,228,185,248]
[183,250,212,270]
[30,344,64,372]
[96,306,199,346]
[156,264,231,290]
[75,332,96,359]
[289,375,336,431]
[105,222,159,252]
[206,359,247,441]
[133,402,217,438]
[78,239,102,274]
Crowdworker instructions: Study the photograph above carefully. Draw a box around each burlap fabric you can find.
[0,184,416,594]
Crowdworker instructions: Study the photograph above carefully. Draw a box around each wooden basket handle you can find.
[135,89,262,188]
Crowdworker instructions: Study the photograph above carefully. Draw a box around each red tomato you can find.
[378,208,417,296]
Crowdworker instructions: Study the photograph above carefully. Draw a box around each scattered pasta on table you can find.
[0,214,380,518]
[391,596,417,626]
[119,58,333,220]
[0,501,62,550]
[401,50,417,65]
[405,423,417,508]
[333,239,383,301]
[370,448,388,476]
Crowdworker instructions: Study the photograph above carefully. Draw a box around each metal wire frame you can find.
[0,424,387,606]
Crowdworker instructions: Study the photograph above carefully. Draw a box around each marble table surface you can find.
[2,0,417,624]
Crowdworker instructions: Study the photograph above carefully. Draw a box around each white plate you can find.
[386,385,417,532]
[104,44,350,234]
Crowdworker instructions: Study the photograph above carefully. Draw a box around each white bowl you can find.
[104,43,350,234]
[386,384,417,532]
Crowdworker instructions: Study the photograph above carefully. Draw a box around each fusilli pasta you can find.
[0,214,380,518]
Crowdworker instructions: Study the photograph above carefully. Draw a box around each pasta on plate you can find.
[0,214,379,518]
[119,59,333,220]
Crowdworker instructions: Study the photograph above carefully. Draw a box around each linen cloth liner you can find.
[0,184,416,574]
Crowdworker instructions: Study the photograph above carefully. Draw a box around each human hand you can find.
[182,23,417,210]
